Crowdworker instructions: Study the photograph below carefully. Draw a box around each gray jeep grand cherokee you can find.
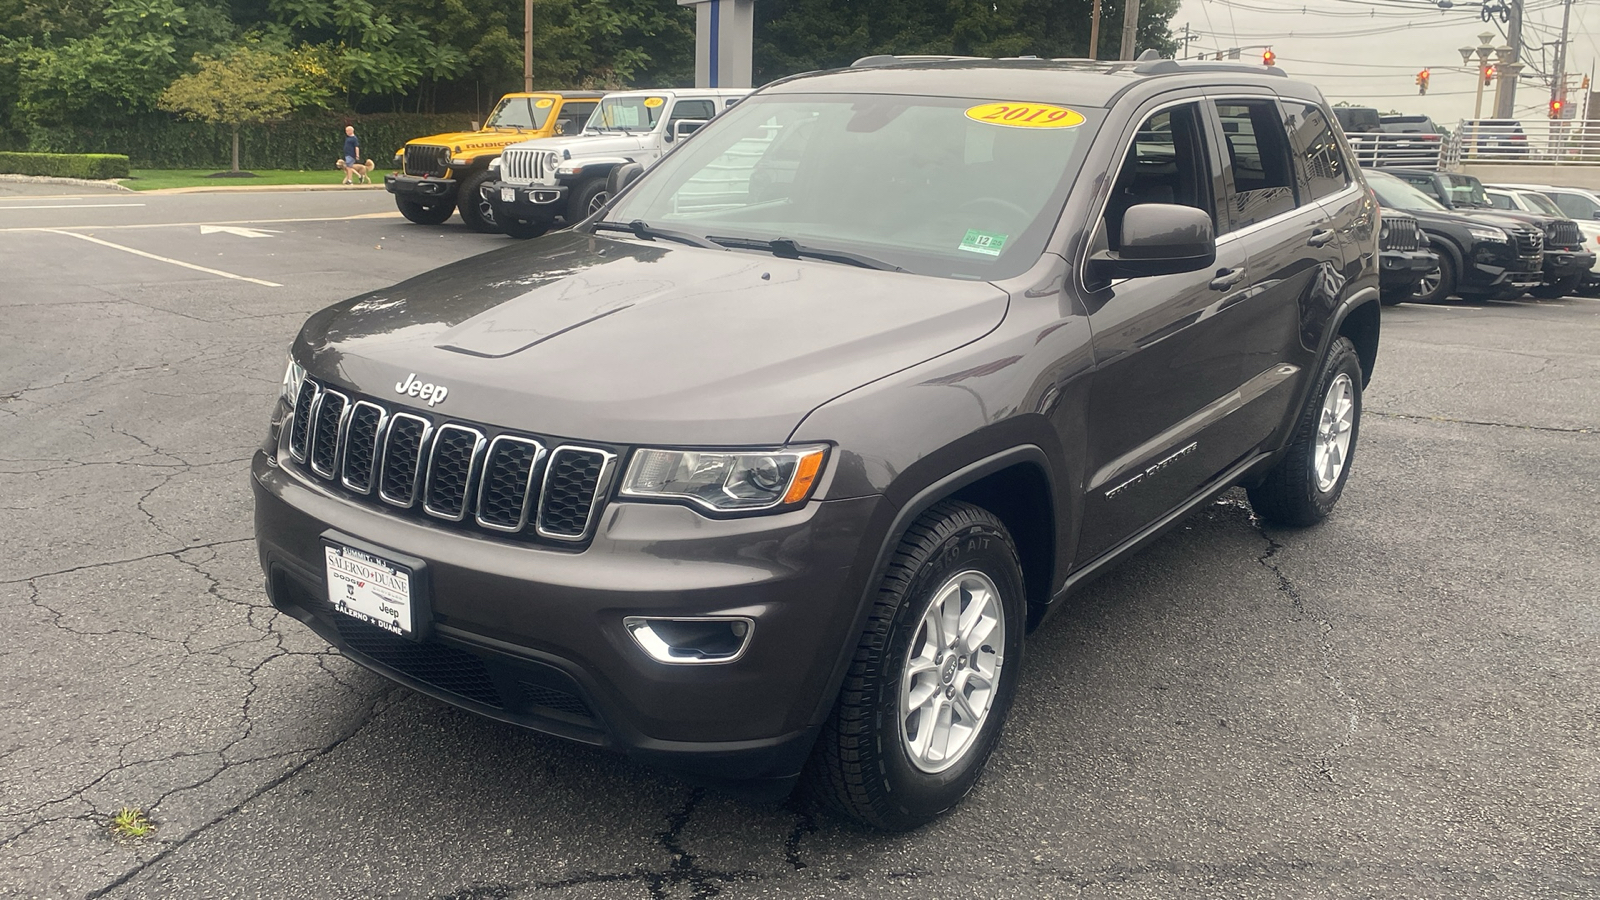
[254,55,1379,830]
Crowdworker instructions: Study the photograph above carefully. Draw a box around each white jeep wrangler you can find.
[483,88,751,238]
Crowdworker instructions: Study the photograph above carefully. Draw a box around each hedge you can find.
[22,112,476,170]
[0,151,130,179]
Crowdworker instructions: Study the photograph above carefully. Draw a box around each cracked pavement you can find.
[2,184,1597,898]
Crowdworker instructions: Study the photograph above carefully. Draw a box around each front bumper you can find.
[482,180,566,223]
[252,449,882,782]
[1379,249,1434,289]
[385,173,458,201]
[1542,248,1596,281]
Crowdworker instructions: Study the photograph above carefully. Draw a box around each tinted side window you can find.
[1214,100,1297,227]
[1285,104,1350,201]
[1486,193,1515,210]
[1552,191,1600,219]
[670,100,716,123]
[1103,103,1216,251]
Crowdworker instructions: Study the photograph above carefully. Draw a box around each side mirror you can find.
[1090,204,1216,280]
[608,162,646,195]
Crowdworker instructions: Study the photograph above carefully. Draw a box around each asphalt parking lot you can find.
[2,181,1597,900]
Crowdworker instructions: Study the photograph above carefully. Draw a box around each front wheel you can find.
[1246,336,1363,527]
[1411,253,1454,303]
[804,500,1026,831]
[566,177,609,225]
[457,170,500,233]
[395,196,453,225]
[1531,273,1582,299]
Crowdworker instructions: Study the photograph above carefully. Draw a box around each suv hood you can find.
[294,231,1009,446]
[409,129,543,152]
[1408,207,1537,233]
[507,132,651,159]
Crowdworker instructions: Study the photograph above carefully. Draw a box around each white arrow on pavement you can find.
[199,224,280,238]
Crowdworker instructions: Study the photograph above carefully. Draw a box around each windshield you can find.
[1367,172,1447,212]
[589,96,667,132]
[486,96,553,131]
[1440,174,1490,208]
[1521,191,1564,216]
[603,92,1102,279]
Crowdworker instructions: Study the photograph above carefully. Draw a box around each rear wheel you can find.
[1247,336,1363,527]
[566,177,609,225]
[805,500,1026,831]
[457,170,500,233]
[396,196,453,226]
[1411,253,1454,303]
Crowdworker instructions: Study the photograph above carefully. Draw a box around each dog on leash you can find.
[337,158,376,185]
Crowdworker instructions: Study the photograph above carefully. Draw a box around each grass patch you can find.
[120,168,390,191]
[109,807,156,840]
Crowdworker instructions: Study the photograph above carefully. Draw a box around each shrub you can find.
[0,151,130,179]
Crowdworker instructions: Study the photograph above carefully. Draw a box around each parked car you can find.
[1364,170,1543,302]
[1490,183,1600,292]
[1379,114,1442,135]
[384,91,605,232]
[1335,107,1440,168]
[1484,185,1600,295]
[1377,208,1435,304]
[1384,168,1591,296]
[1332,105,1383,134]
[254,55,1381,830]
[482,88,751,238]
[1457,118,1529,159]
[1372,114,1445,168]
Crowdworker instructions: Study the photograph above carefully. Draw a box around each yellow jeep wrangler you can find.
[385,91,604,233]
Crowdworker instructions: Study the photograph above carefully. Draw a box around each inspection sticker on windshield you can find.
[959,229,1008,256]
[643,97,665,108]
[535,98,554,108]
[966,102,1085,129]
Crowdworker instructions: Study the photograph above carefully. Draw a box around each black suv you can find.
[254,57,1381,830]
[1365,170,1543,303]
[1385,168,1592,296]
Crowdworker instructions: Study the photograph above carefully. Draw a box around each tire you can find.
[457,170,500,233]
[1380,286,1411,306]
[395,196,453,226]
[1411,252,1454,303]
[566,177,609,225]
[804,500,1026,831]
[501,217,550,240]
[1531,274,1582,300]
[1246,336,1363,528]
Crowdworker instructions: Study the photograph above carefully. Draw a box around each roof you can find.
[762,56,1313,109]
[507,90,608,99]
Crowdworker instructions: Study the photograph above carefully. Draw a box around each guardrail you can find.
[1450,119,1600,165]
[1348,133,1446,170]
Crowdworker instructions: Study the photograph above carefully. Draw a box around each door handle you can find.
[1308,229,1336,247]
[1208,267,1247,291]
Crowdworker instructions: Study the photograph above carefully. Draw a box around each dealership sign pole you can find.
[679,0,755,88]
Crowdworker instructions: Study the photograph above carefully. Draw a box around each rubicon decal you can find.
[395,373,449,406]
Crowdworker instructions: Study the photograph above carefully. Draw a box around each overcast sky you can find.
[1173,0,1600,122]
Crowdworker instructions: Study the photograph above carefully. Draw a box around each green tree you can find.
[158,45,296,171]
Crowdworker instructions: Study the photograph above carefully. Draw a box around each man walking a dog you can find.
[341,125,360,184]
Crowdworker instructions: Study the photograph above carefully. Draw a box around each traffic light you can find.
[1262,48,1276,67]
[1485,64,1495,86]
[1416,68,1430,95]
[1550,98,1565,119]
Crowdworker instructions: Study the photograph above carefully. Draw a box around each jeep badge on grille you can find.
[395,373,449,407]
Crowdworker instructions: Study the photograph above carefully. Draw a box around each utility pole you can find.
[1494,0,1522,119]
[1551,0,1574,114]
[523,0,534,92]
[1089,0,1102,60]
[1178,23,1198,60]
[1119,0,1141,61]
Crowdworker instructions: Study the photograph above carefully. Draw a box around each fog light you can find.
[624,616,754,665]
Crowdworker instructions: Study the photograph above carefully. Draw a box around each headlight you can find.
[280,355,305,407]
[620,446,828,512]
[393,150,403,161]
[449,157,469,167]
[546,151,561,170]
[1468,226,1509,243]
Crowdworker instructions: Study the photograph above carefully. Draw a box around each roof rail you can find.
[1133,58,1288,77]
[851,55,983,68]
[848,53,1288,78]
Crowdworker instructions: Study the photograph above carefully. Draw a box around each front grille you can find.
[287,378,615,543]
[403,145,449,177]
[1513,228,1544,255]
[518,680,592,720]
[501,149,549,184]
[333,616,504,709]
[1380,215,1420,252]
[1547,219,1582,249]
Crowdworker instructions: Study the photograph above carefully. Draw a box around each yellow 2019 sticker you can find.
[535,98,554,108]
[643,97,665,108]
[966,102,1085,129]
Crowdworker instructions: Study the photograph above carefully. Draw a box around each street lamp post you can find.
[1492,45,1516,117]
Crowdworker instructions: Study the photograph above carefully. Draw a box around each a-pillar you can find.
[677,0,755,88]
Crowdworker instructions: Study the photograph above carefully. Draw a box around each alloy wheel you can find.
[1314,373,1355,492]
[898,569,1006,774]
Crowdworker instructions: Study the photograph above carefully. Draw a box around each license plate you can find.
[500,187,515,202]
[325,543,413,635]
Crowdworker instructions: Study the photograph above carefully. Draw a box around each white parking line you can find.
[0,203,146,210]
[47,230,282,288]
[0,211,399,233]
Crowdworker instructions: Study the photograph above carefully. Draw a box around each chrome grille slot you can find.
[379,413,432,507]
[340,401,387,494]
[309,390,348,478]
[537,447,617,541]
[476,436,546,532]
[423,424,487,521]
[288,379,320,462]
[403,145,448,177]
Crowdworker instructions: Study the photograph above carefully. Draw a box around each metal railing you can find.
[1347,133,1447,170]
[1451,119,1600,165]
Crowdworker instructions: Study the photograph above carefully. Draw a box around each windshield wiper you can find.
[706,236,902,271]
[588,220,722,249]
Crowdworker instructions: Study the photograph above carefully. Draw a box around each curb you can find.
[0,173,133,191]
[137,182,388,195]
